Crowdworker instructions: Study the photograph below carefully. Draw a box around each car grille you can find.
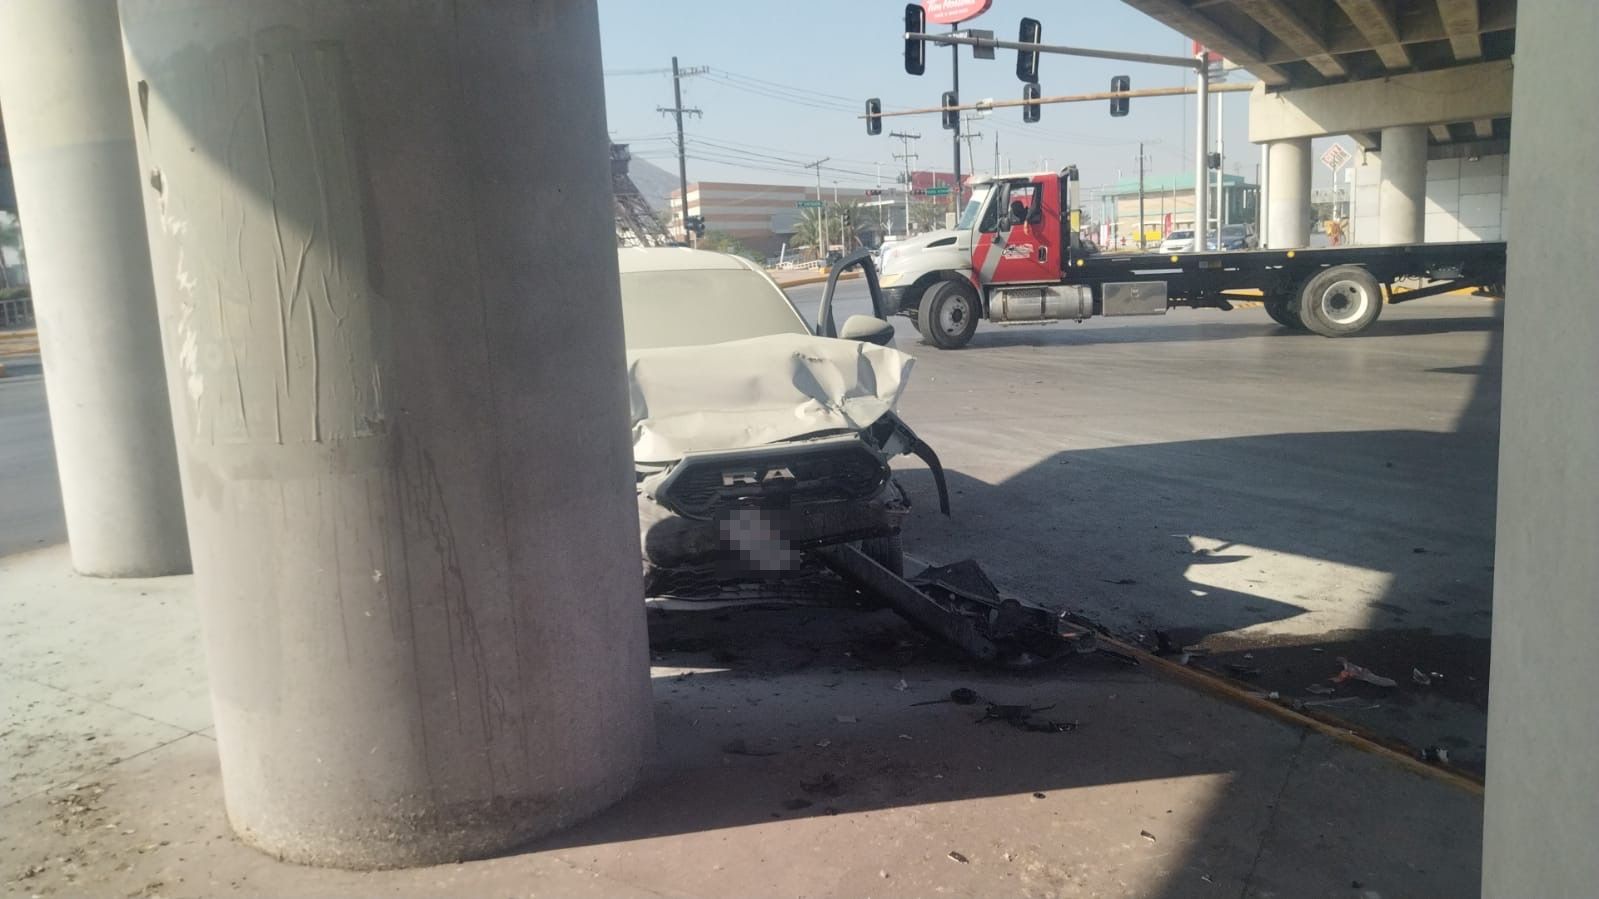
[661,442,887,518]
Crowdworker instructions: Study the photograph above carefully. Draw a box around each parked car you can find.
[1217,224,1256,250]
[617,247,943,598]
[1158,229,1194,253]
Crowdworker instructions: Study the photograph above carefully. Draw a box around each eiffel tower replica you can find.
[612,143,672,248]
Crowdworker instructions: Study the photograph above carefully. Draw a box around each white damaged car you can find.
[618,247,947,598]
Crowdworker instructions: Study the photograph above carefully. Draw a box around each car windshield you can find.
[955,187,990,230]
[1222,225,1247,237]
[1167,230,1193,240]
[619,268,809,351]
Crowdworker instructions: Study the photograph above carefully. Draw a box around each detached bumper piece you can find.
[816,546,1128,669]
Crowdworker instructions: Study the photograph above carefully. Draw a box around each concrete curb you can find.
[770,271,863,289]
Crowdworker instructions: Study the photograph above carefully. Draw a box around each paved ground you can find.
[788,285,1502,774]
[1,544,1482,898]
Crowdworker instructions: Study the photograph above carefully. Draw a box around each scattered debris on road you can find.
[979,703,1078,733]
[911,687,980,707]
[1333,658,1398,688]
[947,850,970,864]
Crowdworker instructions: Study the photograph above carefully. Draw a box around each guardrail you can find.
[1,297,34,329]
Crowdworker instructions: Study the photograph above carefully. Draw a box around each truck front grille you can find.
[661,442,887,518]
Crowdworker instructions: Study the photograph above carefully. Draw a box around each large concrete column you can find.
[1483,1,1599,893]
[1265,138,1311,249]
[0,0,189,576]
[1377,125,1427,244]
[119,0,653,869]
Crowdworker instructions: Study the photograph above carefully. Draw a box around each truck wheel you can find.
[1297,266,1383,337]
[858,534,904,577]
[918,280,980,349]
[1264,298,1305,330]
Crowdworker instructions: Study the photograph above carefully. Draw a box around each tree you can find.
[909,201,946,234]
[790,202,863,258]
[0,214,24,289]
[698,230,763,264]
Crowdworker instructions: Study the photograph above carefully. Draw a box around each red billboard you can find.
[924,0,993,25]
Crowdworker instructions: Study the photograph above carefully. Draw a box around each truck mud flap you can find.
[815,545,1126,669]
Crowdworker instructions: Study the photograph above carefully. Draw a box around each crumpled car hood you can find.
[627,333,915,464]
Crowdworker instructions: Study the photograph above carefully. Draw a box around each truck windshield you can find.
[955,187,991,230]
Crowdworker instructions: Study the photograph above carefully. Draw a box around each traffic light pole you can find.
[902,31,1216,253]
[950,24,961,221]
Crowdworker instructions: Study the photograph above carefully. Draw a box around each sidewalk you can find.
[1,544,1482,897]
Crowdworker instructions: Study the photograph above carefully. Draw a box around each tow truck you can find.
[877,167,1507,349]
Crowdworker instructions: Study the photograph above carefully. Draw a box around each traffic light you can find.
[865,98,882,136]
[904,4,926,76]
[1110,75,1130,117]
[1208,152,1222,169]
[941,91,958,130]
[1022,83,1041,123]
[685,215,706,237]
[1016,18,1041,83]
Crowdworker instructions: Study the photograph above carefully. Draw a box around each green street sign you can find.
[796,200,823,208]
[923,186,951,196]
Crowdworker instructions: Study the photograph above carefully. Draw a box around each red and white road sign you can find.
[1320,143,1352,172]
[923,0,993,25]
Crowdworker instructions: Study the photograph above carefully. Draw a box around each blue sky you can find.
[596,1,1274,194]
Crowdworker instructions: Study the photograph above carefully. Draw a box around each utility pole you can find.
[890,131,920,236]
[958,114,983,180]
[1138,142,1146,248]
[657,56,703,245]
[950,23,962,220]
[1135,140,1157,249]
[805,157,829,258]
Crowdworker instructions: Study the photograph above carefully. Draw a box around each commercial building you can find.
[1089,172,1258,248]
[668,181,879,258]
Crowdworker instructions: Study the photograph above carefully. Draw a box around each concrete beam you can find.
[1378,125,1427,244]
[1259,0,1513,64]
[1430,123,1453,142]
[1248,59,1512,142]
[1232,0,1347,78]
[1352,132,1380,150]
[1436,0,1485,60]
[1332,0,1411,70]
[1474,118,1496,138]
[1429,137,1510,160]
[1119,0,1292,86]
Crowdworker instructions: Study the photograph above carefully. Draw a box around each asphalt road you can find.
[789,281,1502,773]
[3,290,1502,771]
[0,353,65,558]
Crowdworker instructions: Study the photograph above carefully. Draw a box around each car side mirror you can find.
[839,314,896,346]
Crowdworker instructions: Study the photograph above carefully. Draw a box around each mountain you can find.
[627,155,681,214]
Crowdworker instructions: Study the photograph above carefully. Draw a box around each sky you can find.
[595,0,1311,198]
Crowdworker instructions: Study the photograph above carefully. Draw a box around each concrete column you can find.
[119,0,652,869]
[1378,125,1427,244]
[0,0,189,576]
[1265,138,1311,249]
[1483,1,1599,893]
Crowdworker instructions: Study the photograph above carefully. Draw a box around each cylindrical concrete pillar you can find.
[119,0,653,869]
[0,0,189,576]
[1265,138,1312,249]
[1379,124,1428,244]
